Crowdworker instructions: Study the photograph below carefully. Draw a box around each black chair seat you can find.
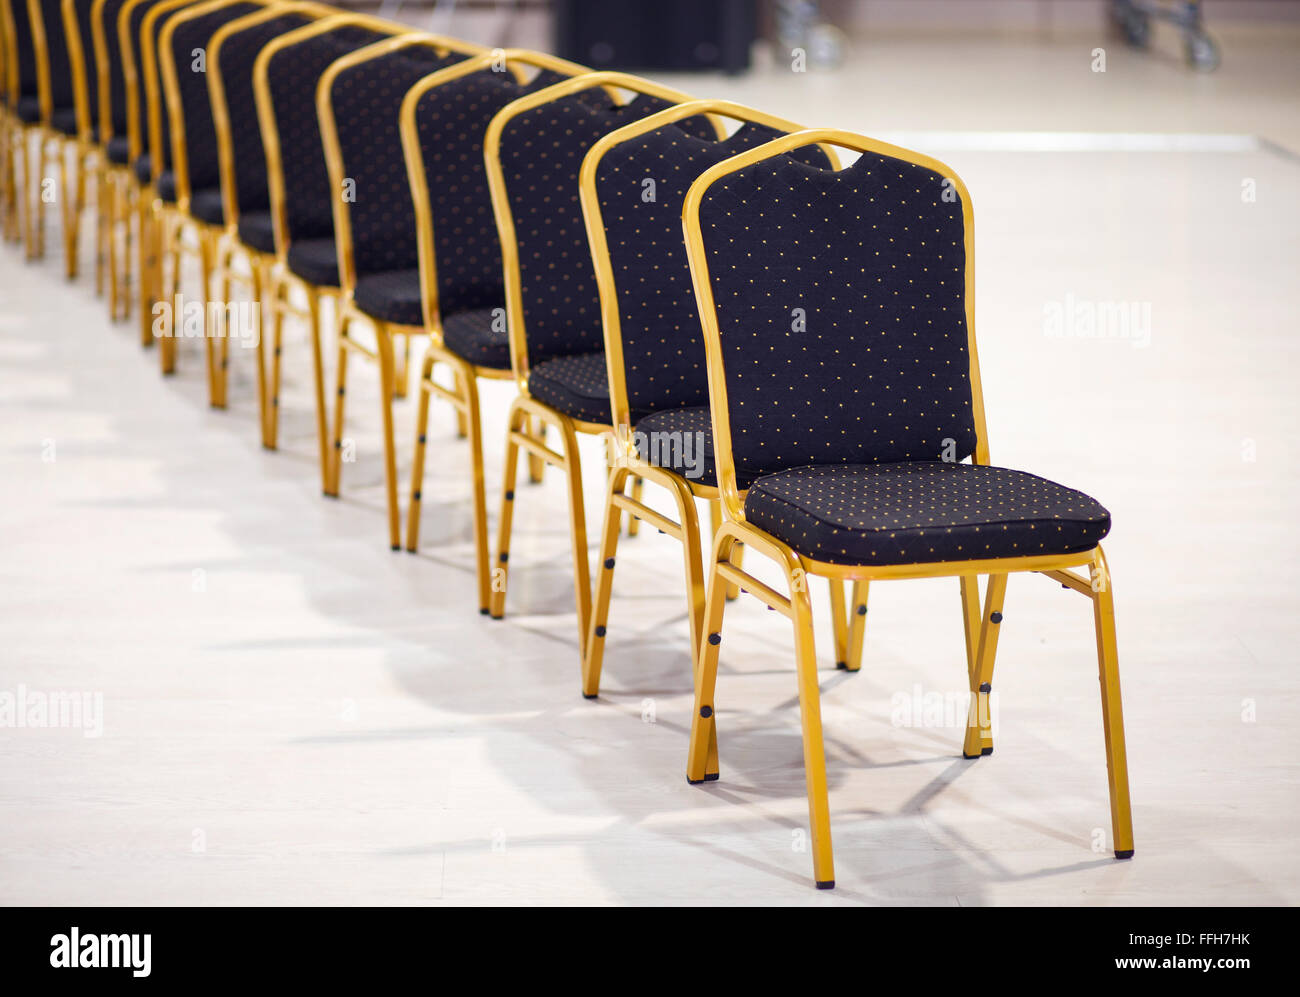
[106,136,130,165]
[442,308,510,370]
[15,96,40,124]
[353,269,422,327]
[743,461,1111,567]
[190,188,224,224]
[527,351,616,425]
[157,171,176,203]
[285,238,339,287]
[237,211,276,254]
[632,406,734,488]
[133,155,150,185]
[50,107,79,136]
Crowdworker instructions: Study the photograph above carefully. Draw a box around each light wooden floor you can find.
[1,25,1298,905]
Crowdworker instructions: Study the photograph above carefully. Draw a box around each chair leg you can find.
[214,235,232,409]
[488,401,526,620]
[789,573,837,888]
[200,230,223,406]
[392,332,409,400]
[462,373,491,614]
[265,268,288,450]
[139,191,155,348]
[558,417,594,653]
[34,133,48,259]
[626,475,642,536]
[20,130,34,259]
[66,144,86,281]
[306,288,329,491]
[253,259,270,444]
[1091,548,1134,858]
[94,159,106,296]
[374,323,402,551]
[58,142,73,278]
[405,351,437,552]
[708,499,743,600]
[325,311,350,497]
[686,529,738,785]
[962,573,1007,758]
[829,578,850,670]
[525,414,545,484]
[582,465,629,698]
[844,580,868,672]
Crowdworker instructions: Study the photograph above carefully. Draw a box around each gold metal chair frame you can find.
[154,0,266,392]
[315,30,486,549]
[482,69,720,651]
[0,0,29,249]
[91,0,135,320]
[681,127,1134,889]
[207,0,331,448]
[59,0,100,283]
[15,0,68,262]
[399,48,591,613]
[576,98,865,720]
[252,11,404,489]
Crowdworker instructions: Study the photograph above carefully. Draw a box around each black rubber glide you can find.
[1115,849,1135,860]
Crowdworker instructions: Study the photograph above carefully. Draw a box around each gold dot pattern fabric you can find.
[328,46,467,282]
[497,92,714,367]
[526,351,616,424]
[697,151,978,479]
[595,122,831,414]
[266,25,388,244]
[744,462,1111,565]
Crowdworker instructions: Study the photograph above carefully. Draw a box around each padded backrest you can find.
[497,91,713,365]
[7,0,37,96]
[124,0,166,153]
[265,24,387,243]
[215,9,307,215]
[327,44,465,279]
[147,1,202,170]
[36,0,73,107]
[408,66,573,316]
[595,123,832,414]
[695,150,977,477]
[67,0,98,124]
[97,0,129,134]
[166,0,256,191]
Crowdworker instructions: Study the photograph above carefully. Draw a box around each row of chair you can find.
[0,0,1135,889]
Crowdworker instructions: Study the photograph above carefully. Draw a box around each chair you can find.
[315,31,486,549]
[0,0,40,250]
[400,48,592,613]
[576,100,866,712]
[90,0,136,318]
[253,13,401,490]
[482,70,717,650]
[681,128,1134,889]
[156,0,266,402]
[58,0,100,282]
[206,0,319,446]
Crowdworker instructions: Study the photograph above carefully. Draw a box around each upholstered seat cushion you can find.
[527,352,615,424]
[190,188,224,225]
[106,136,130,165]
[744,461,1111,566]
[353,269,422,327]
[442,308,510,370]
[50,107,79,136]
[237,211,276,254]
[286,238,339,287]
[15,96,40,124]
[632,406,735,489]
[156,171,176,203]
[133,155,150,185]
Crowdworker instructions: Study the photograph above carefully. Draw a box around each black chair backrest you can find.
[409,66,576,317]
[695,149,978,478]
[165,0,257,193]
[496,91,713,366]
[595,121,831,414]
[66,0,99,127]
[96,0,130,136]
[5,0,39,98]
[264,23,389,243]
[214,8,308,217]
[326,44,468,280]
[146,0,202,172]
[36,0,74,107]
[123,0,167,156]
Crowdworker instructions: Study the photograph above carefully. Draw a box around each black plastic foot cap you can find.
[489,613,504,621]
[815,880,835,891]
[1115,848,1134,860]
[582,692,598,700]
[981,745,993,756]
[479,608,490,616]
[835,660,847,670]
[390,544,400,552]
